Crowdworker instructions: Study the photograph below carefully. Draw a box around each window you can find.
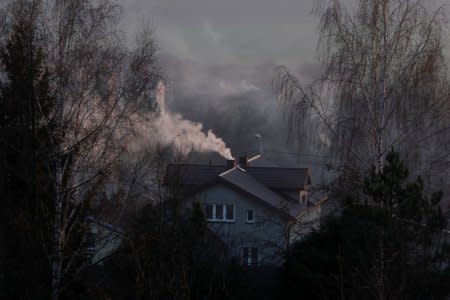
[242,247,259,266]
[205,204,234,222]
[205,204,213,220]
[216,205,224,220]
[246,209,255,223]
[226,205,234,220]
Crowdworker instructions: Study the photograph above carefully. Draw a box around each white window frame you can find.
[242,247,259,266]
[246,209,255,223]
[205,204,235,222]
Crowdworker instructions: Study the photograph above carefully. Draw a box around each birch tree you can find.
[0,0,161,298]
[274,0,450,185]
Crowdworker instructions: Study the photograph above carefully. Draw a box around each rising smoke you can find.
[152,81,233,159]
[158,55,321,160]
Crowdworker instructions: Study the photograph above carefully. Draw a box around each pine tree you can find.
[285,150,449,300]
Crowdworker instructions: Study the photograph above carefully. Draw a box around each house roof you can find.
[246,167,311,190]
[166,164,311,190]
[218,167,304,219]
[166,161,314,219]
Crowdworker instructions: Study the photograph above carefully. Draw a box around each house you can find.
[166,154,327,267]
[85,216,125,265]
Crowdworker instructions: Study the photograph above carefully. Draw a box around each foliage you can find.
[0,10,54,298]
[0,0,161,298]
[86,202,249,300]
[0,5,97,298]
[284,151,449,300]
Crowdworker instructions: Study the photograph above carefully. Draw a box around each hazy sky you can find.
[118,0,447,174]
[119,0,327,170]
[120,0,319,66]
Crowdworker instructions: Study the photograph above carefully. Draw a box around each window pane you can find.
[226,205,234,220]
[251,248,258,266]
[205,205,213,220]
[243,247,249,265]
[216,204,224,220]
[247,210,254,221]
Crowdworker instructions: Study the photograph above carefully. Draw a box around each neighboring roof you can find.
[166,164,311,190]
[219,168,304,219]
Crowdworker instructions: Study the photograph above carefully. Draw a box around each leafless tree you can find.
[1,0,161,298]
[274,0,450,186]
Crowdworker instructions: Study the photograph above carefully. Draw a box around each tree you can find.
[284,151,449,300]
[0,3,56,298]
[274,0,450,182]
[85,202,248,300]
[0,0,161,298]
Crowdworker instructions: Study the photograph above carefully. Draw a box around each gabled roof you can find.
[218,168,304,219]
[166,164,311,190]
[166,162,313,219]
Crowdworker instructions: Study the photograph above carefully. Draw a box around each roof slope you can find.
[219,168,303,219]
[166,164,310,190]
[246,167,310,190]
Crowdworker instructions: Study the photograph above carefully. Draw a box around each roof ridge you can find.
[219,167,237,177]
[247,166,309,170]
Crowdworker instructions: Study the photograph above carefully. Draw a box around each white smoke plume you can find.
[155,111,233,159]
[130,81,233,159]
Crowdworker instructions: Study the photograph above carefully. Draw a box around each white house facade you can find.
[168,155,327,267]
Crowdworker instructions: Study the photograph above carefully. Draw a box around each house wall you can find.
[184,183,289,266]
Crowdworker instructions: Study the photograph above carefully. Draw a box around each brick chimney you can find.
[226,159,236,169]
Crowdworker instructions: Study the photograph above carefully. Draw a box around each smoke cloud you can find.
[158,54,322,158]
[154,111,233,159]
[132,81,233,159]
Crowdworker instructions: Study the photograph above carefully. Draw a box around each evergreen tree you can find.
[285,150,449,300]
[0,8,55,298]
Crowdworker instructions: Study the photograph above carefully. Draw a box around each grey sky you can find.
[119,0,327,169]
[121,0,319,66]
[119,0,449,173]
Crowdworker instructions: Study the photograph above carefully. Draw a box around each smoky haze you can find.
[158,54,330,183]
